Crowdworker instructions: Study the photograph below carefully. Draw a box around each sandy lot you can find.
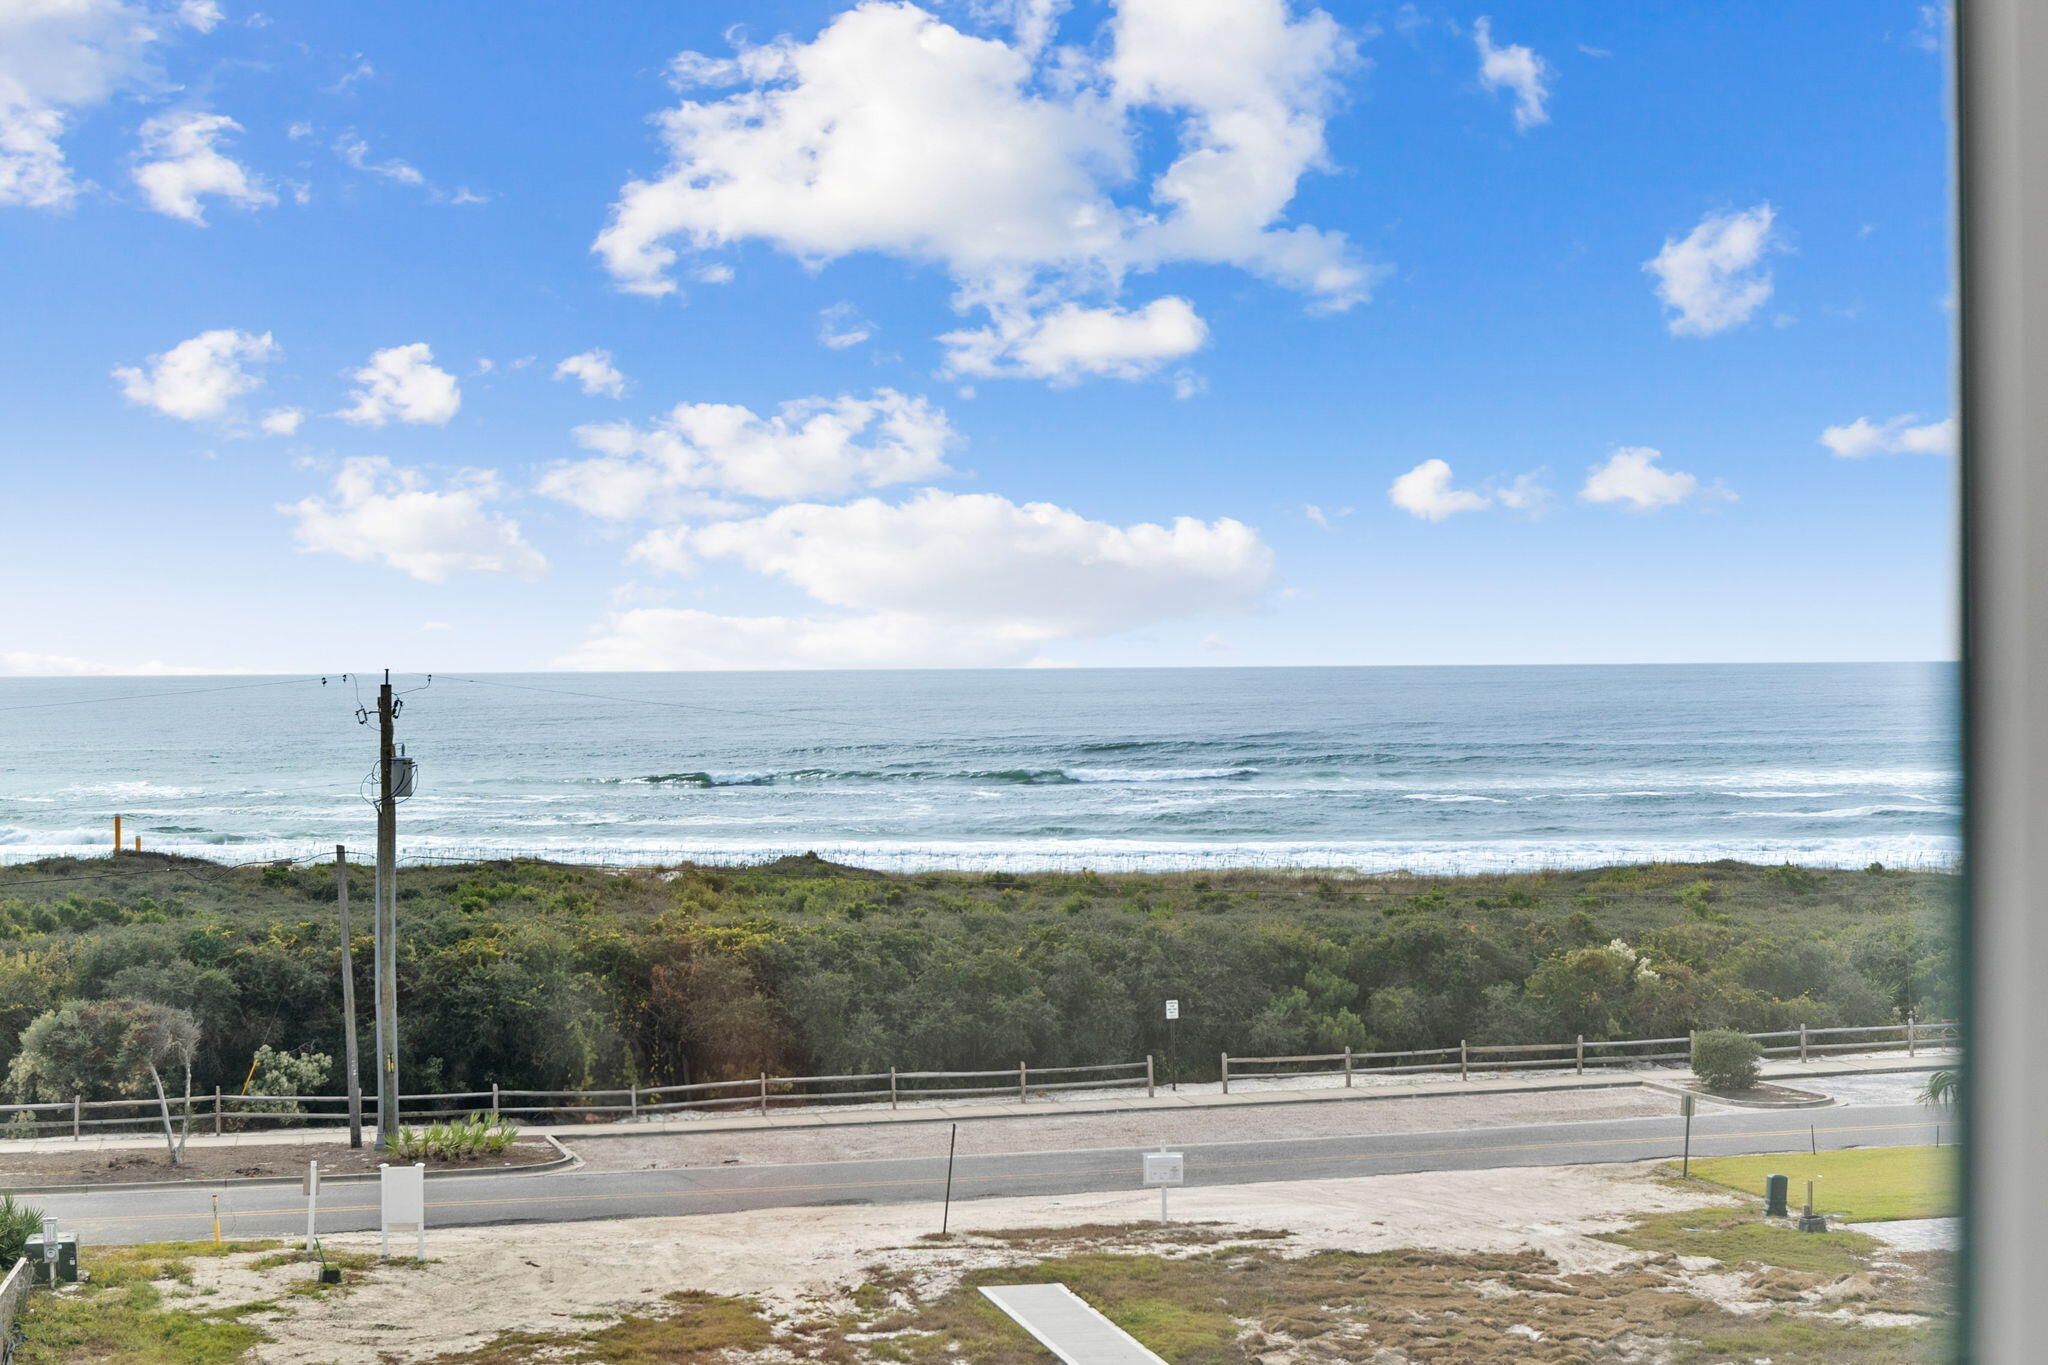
[152,1161,1730,1363]
[568,1086,1678,1170]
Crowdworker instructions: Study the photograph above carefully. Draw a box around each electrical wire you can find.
[0,676,334,715]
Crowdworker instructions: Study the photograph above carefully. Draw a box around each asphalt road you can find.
[39,1101,1946,1245]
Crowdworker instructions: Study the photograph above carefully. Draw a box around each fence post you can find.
[1145,1055,1155,1099]
[630,1084,639,1121]
[1576,1034,1585,1075]
[1019,1061,1027,1104]
[71,1094,79,1141]
[491,1082,500,1115]
[1220,1053,1230,1094]
[1344,1046,1353,1088]
[1459,1040,1468,1082]
[890,1067,898,1110]
[759,1073,769,1117]
[1799,1023,1809,1063]
[214,1087,222,1136]
[1907,1013,1917,1057]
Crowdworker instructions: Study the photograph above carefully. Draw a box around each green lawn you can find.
[1676,1145,1956,1222]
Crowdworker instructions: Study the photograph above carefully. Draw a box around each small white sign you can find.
[1164,999,1180,1020]
[1142,1151,1184,1186]
[379,1162,427,1259]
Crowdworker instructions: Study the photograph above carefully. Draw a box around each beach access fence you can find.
[0,1018,1957,1141]
[1220,1015,1959,1089]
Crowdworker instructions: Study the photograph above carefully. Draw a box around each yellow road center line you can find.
[49,1118,1935,1229]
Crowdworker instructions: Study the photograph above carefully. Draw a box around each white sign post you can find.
[1163,1000,1179,1020]
[303,1160,320,1252]
[379,1161,426,1260]
[1141,1143,1184,1227]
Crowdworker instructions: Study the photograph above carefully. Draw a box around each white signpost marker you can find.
[303,1160,320,1252]
[1142,1143,1184,1226]
[1163,999,1180,1092]
[379,1162,426,1260]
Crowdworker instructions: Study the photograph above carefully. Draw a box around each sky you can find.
[0,0,1957,675]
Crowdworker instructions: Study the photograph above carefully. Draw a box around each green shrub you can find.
[1692,1028,1763,1092]
[389,1112,519,1162]
[0,1193,43,1265]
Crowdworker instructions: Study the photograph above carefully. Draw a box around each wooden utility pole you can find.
[335,846,363,1149]
[374,673,401,1147]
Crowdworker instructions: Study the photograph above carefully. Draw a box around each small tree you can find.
[1921,1068,1959,1110]
[1691,1028,1762,1092]
[9,999,200,1164]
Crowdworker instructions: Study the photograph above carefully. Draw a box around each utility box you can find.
[1765,1173,1789,1217]
[26,1233,77,1284]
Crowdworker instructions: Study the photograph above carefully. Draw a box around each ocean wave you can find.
[1402,794,1510,804]
[1737,805,1960,821]
[610,766,1258,787]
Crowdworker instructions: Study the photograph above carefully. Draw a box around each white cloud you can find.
[1819,413,1956,459]
[113,328,276,422]
[818,301,874,350]
[940,296,1207,383]
[1579,446,1727,510]
[553,349,627,398]
[258,406,303,436]
[593,0,1370,376]
[0,0,162,210]
[1474,16,1552,131]
[339,343,461,426]
[1301,502,1352,529]
[1645,204,1782,337]
[0,650,213,677]
[568,488,1274,669]
[558,608,1043,670]
[334,130,486,204]
[1495,469,1554,517]
[283,457,546,582]
[1388,458,1490,521]
[669,489,1272,633]
[131,111,274,223]
[539,388,958,510]
[177,1,222,32]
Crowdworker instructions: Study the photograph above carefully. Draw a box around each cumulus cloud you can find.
[1389,458,1490,521]
[1819,413,1956,459]
[593,0,1370,377]
[1474,16,1552,131]
[177,0,221,32]
[539,389,958,511]
[940,296,1207,383]
[0,0,161,210]
[283,457,546,582]
[339,343,461,426]
[113,328,276,422]
[567,489,1274,669]
[131,111,274,223]
[1579,446,1727,510]
[553,349,627,398]
[258,406,303,436]
[1645,204,1782,337]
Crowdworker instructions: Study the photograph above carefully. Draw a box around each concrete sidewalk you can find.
[0,1048,1951,1156]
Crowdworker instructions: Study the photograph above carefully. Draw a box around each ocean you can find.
[0,663,1960,875]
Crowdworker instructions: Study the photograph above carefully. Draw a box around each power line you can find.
[0,676,333,715]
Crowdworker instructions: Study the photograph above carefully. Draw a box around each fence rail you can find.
[0,1019,1957,1140]
[1217,1016,1959,1090]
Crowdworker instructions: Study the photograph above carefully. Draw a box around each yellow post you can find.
[133,835,141,852]
[211,1194,222,1246]
[113,815,122,851]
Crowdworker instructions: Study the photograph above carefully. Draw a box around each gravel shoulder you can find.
[0,1138,558,1187]
[565,1086,1677,1171]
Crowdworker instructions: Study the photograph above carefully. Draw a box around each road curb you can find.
[1,1135,577,1197]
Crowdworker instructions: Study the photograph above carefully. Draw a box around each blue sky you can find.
[0,0,1956,674]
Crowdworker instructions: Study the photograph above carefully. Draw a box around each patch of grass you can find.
[870,1245,1713,1364]
[1601,1207,1879,1275]
[1671,1310,1943,1363]
[14,1282,265,1365]
[425,1290,772,1365]
[1678,1144,1957,1221]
